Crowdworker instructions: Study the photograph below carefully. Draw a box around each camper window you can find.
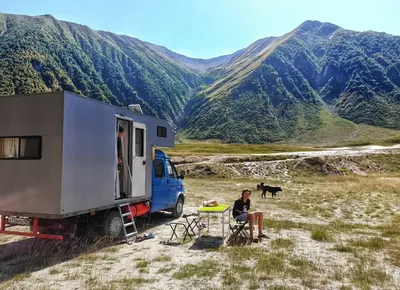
[157,126,167,138]
[0,136,42,160]
[135,128,144,157]
[153,159,165,178]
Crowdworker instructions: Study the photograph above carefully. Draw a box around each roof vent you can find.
[128,104,143,114]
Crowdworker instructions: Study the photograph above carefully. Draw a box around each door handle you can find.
[142,160,146,165]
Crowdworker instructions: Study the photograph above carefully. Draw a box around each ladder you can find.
[117,203,138,245]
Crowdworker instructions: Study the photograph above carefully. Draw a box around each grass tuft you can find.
[351,261,390,289]
[348,238,387,250]
[153,255,172,262]
[270,238,294,249]
[332,244,355,253]
[136,260,150,268]
[311,227,333,242]
[172,260,219,280]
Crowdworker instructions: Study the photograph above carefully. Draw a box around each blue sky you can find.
[1,0,399,59]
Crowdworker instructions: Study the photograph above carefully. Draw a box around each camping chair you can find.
[167,221,193,242]
[182,213,204,236]
[167,213,203,243]
[227,220,250,243]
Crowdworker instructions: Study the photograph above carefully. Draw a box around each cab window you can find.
[153,159,165,178]
[167,160,178,178]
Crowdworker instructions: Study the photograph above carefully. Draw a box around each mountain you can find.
[145,42,244,74]
[180,20,400,143]
[0,13,399,144]
[0,13,228,125]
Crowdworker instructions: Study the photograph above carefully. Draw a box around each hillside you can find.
[0,14,399,144]
[180,21,400,143]
[0,13,214,125]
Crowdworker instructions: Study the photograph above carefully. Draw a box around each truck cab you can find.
[150,149,185,217]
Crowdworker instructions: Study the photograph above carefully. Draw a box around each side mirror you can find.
[179,170,185,180]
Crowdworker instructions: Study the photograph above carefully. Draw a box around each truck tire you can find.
[103,211,123,239]
[171,196,184,218]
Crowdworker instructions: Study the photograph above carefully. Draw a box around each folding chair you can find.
[182,213,204,236]
[166,212,206,244]
[227,220,250,242]
[167,221,193,242]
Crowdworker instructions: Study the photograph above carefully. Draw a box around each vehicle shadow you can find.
[0,212,178,284]
[135,211,179,233]
[0,236,118,283]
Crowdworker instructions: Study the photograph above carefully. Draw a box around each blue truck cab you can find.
[150,149,185,217]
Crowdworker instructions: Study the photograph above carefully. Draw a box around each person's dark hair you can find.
[119,126,125,133]
[241,188,251,198]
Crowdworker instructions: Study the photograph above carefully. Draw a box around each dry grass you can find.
[153,254,172,262]
[1,152,399,289]
[172,260,220,280]
[270,238,294,250]
[182,168,400,289]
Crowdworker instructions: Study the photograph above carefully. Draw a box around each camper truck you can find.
[0,91,185,242]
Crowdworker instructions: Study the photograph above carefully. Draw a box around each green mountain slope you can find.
[0,13,207,124]
[180,21,400,143]
[0,13,399,144]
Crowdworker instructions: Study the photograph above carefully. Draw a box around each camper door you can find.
[115,116,133,199]
[132,122,146,197]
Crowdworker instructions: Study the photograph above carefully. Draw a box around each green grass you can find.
[153,255,172,262]
[332,244,355,253]
[108,277,155,288]
[172,260,220,280]
[387,249,400,267]
[255,251,286,276]
[311,227,334,242]
[288,257,318,278]
[351,261,390,289]
[12,273,31,282]
[48,268,61,275]
[222,265,253,287]
[328,125,400,148]
[136,260,150,268]
[3,152,400,290]
[77,253,102,262]
[348,238,387,250]
[156,265,175,274]
[285,111,400,147]
[270,238,294,249]
[101,246,120,253]
[268,286,296,290]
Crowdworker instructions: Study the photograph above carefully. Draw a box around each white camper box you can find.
[0,91,174,219]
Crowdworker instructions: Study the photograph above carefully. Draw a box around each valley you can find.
[1,13,400,144]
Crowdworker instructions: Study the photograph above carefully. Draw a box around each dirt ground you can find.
[0,145,399,290]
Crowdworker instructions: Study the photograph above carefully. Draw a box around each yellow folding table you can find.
[197,204,231,238]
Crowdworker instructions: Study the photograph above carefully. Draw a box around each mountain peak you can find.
[296,20,340,38]
[299,20,323,29]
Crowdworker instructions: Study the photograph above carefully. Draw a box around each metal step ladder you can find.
[117,203,138,245]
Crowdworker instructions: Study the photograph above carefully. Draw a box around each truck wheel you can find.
[171,196,184,218]
[103,211,123,239]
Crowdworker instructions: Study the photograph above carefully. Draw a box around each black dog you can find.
[257,182,282,198]
[262,185,282,198]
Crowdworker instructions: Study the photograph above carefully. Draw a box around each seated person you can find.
[233,188,268,241]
